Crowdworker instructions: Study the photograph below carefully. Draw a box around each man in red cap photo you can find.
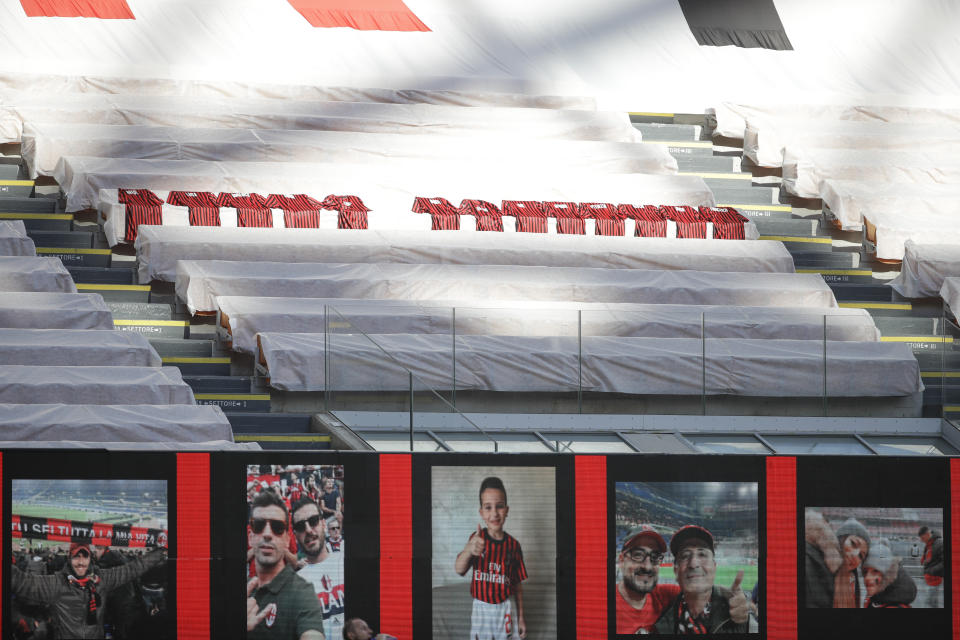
[616,524,681,633]
[653,525,754,634]
[10,539,166,639]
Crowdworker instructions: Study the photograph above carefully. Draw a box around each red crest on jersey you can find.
[265,603,277,627]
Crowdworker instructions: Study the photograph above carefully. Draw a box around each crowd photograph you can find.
[804,506,944,609]
[9,479,169,640]
[615,481,759,634]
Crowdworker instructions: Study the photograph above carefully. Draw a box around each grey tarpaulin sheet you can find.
[0,220,35,256]
[820,180,960,232]
[0,92,637,144]
[0,256,76,293]
[258,333,921,397]
[891,242,960,299]
[783,147,960,199]
[217,295,878,355]
[0,404,232,443]
[0,366,195,405]
[0,292,114,330]
[0,328,161,367]
[24,122,672,179]
[0,440,260,450]
[63,155,706,213]
[176,260,837,315]
[136,226,788,283]
[941,278,960,317]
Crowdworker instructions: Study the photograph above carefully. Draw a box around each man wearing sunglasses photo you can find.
[291,497,345,640]
[248,490,326,640]
[615,525,681,634]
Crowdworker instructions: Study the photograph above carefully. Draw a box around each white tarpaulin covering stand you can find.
[177,260,837,315]
[0,92,639,145]
[941,278,960,318]
[0,292,114,330]
[0,220,35,256]
[217,295,879,355]
[744,118,960,168]
[0,328,161,367]
[819,180,960,232]
[258,332,921,397]
[890,242,960,299]
[0,256,76,293]
[136,226,784,284]
[0,404,233,443]
[863,211,960,262]
[23,122,674,179]
[0,365,195,405]
[782,148,960,199]
[64,156,709,215]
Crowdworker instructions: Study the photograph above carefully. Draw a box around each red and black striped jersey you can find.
[475,214,504,232]
[166,191,218,208]
[660,205,707,239]
[619,204,667,238]
[595,218,625,236]
[265,193,323,212]
[515,216,547,233]
[501,201,546,218]
[123,204,163,243]
[338,209,368,230]
[236,208,274,228]
[541,202,580,219]
[698,206,748,240]
[557,217,586,235]
[217,192,268,209]
[458,199,501,218]
[431,212,460,231]
[412,196,459,216]
[118,189,162,207]
[578,202,619,219]
[469,529,527,604]
[188,207,221,227]
[283,211,322,228]
[322,194,372,214]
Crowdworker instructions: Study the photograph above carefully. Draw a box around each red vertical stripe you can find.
[575,455,606,639]
[380,454,412,639]
[952,459,960,640]
[20,0,134,18]
[766,457,797,640]
[288,0,430,31]
[177,453,210,640]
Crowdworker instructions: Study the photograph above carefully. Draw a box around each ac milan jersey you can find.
[236,208,274,228]
[412,196,458,216]
[217,192,268,209]
[188,207,221,227]
[469,529,527,604]
[265,193,323,212]
[660,205,707,239]
[298,552,345,640]
[118,189,162,206]
[165,191,218,208]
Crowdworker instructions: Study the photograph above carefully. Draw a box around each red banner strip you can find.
[20,0,134,18]
[380,454,412,639]
[952,459,960,640]
[287,0,430,31]
[766,456,797,640]
[575,455,607,639]
[177,452,211,640]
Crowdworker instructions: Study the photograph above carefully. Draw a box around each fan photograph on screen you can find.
[245,463,345,640]
[432,465,557,640]
[614,481,759,635]
[9,478,169,640]
[804,506,944,609]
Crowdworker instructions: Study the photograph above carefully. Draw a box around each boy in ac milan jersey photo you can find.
[455,476,528,640]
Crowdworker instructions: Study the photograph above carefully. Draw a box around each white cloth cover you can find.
[863,211,960,261]
[0,292,113,330]
[5,1,960,113]
[135,226,788,283]
[176,260,837,315]
[258,332,921,397]
[0,92,639,144]
[713,103,960,142]
[23,122,672,179]
[218,295,878,355]
[890,242,960,299]
[782,148,960,199]
[0,403,232,442]
[0,328,161,366]
[63,155,709,214]
[819,180,960,232]
[744,117,960,168]
[941,278,960,317]
[0,365,195,405]
[0,220,35,256]
[0,256,77,293]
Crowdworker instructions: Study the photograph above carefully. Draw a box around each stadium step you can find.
[37,247,112,268]
[829,283,897,302]
[227,413,331,449]
[68,265,136,285]
[184,375,258,394]
[762,235,834,253]
[796,268,874,284]
[874,317,939,336]
[0,164,20,179]
[709,186,779,205]
[0,179,34,198]
[149,338,214,358]
[673,155,739,173]
[110,302,189,338]
[0,197,56,213]
[26,230,94,248]
[75,282,150,303]
[839,301,916,316]
[722,204,795,219]
[643,139,715,157]
[162,354,231,375]
[751,218,819,236]
[0,212,69,231]
[633,122,702,141]
[791,252,859,268]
